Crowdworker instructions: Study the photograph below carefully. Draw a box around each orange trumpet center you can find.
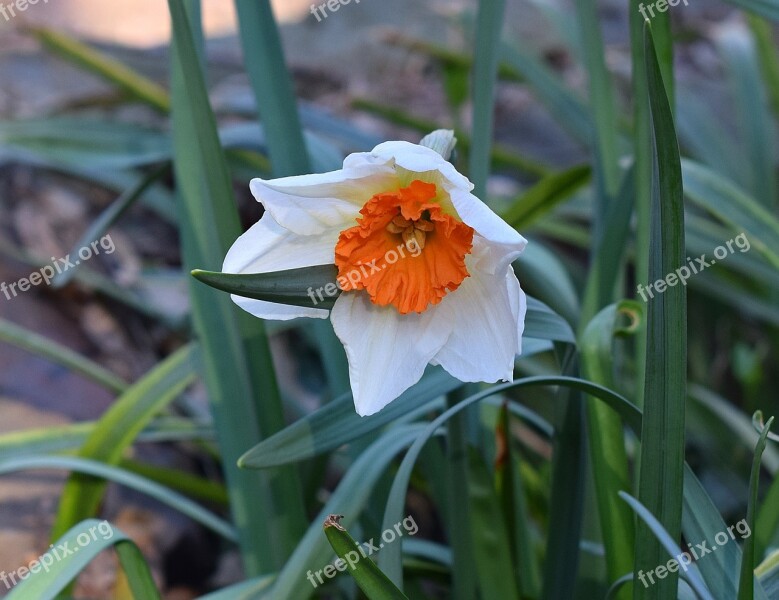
[334,180,474,314]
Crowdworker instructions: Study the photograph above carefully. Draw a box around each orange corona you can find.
[335,180,474,314]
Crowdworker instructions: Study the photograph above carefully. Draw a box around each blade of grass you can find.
[52,162,171,288]
[51,344,197,540]
[232,0,349,395]
[621,492,714,600]
[322,515,409,600]
[717,25,777,207]
[580,302,640,589]
[468,0,507,197]
[633,23,687,600]
[0,457,236,541]
[501,165,592,230]
[23,27,170,112]
[495,404,542,597]
[574,0,620,235]
[378,377,642,589]
[5,519,160,600]
[738,414,775,600]
[0,318,127,394]
[168,0,305,573]
[467,447,521,599]
[747,14,779,120]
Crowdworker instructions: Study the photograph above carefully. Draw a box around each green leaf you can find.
[322,515,409,600]
[495,404,542,597]
[5,519,160,600]
[192,265,341,310]
[239,367,460,469]
[0,318,127,394]
[264,425,428,599]
[719,0,779,22]
[739,414,775,600]
[501,165,592,230]
[0,417,211,462]
[469,0,508,197]
[574,0,621,225]
[233,0,310,177]
[717,25,777,207]
[681,160,779,269]
[169,0,306,573]
[634,23,687,599]
[757,550,779,597]
[620,492,714,600]
[52,162,170,288]
[0,457,236,541]
[24,26,170,112]
[51,344,198,540]
[467,448,521,599]
[378,376,643,587]
[580,302,639,586]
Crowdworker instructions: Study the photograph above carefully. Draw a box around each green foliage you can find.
[2,1,777,598]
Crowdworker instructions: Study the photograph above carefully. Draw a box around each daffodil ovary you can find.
[334,179,475,315]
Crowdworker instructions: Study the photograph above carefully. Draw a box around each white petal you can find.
[447,187,528,273]
[367,141,527,272]
[430,245,525,382]
[222,213,334,320]
[330,292,451,416]
[250,160,397,236]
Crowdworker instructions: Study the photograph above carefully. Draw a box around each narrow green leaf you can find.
[322,515,409,600]
[681,160,779,269]
[0,457,236,541]
[495,404,542,597]
[24,26,170,112]
[0,318,127,394]
[52,162,170,288]
[6,519,160,600]
[233,0,309,177]
[634,23,687,599]
[469,0,507,197]
[467,448,521,599]
[51,344,197,540]
[717,25,777,207]
[748,14,779,120]
[239,368,459,469]
[378,376,643,587]
[620,492,714,600]
[265,425,427,599]
[739,414,775,600]
[580,302,640,586]
[501,165,592,230]
[169,0,306,572]
[574,0,621,229]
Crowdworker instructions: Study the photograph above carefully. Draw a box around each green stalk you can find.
[633,24,686,600]
[168,0,305,574]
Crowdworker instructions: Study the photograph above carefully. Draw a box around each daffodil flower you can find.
[223,140,528,416]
